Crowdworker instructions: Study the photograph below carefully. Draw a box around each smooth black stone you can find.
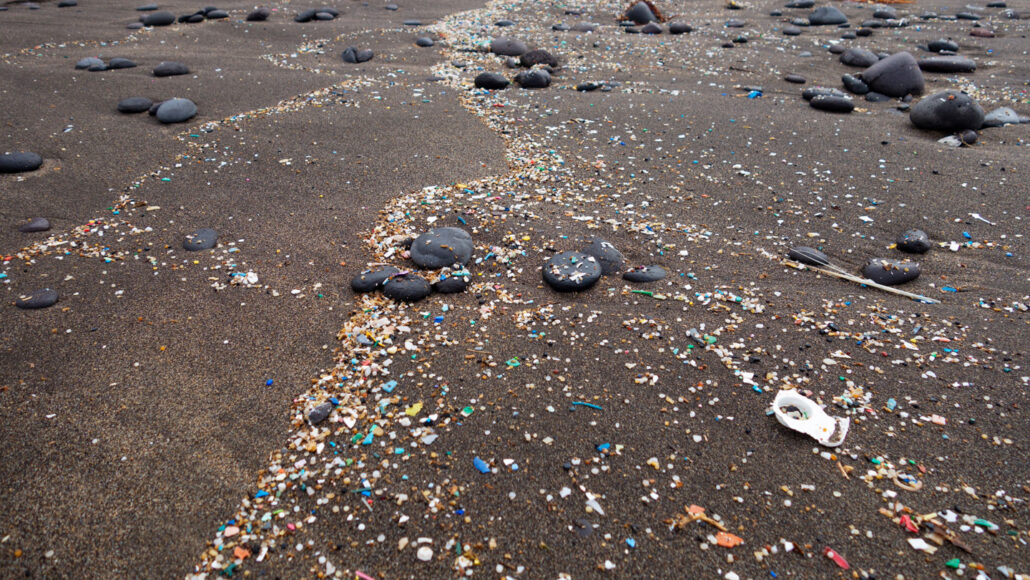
[515,69,550,89]
[137,3,158,10]
[623,265,667,283]
[910,90,984,132]
[18,217,50,233]
[624,26,641,34]
[410,227,472,269]
[402,19,421,25]
[571,21,597,32]
[802,86,848,101]
[432,272,470,293]
[186,13,205,22]
[491,37,528,56]
[520,49,558,68]
[861,19,885,28]
[786,0,814,8]
[76,57,104,69]
[385,3,398,9]
[864,91,890,102]
[809,6,847,25]
[107,58,137,69]
[919,56,976,73]
[308,402,332,424]
[58,0,78,6]
[246,7,271,21]
[0,152,43,174]
[862,258,920,285]
[641,22,663,34]
[89,62,110,71]
[316,7,338,17]
[314,11,333,20]
[206,9,228,19]
[148,100,165,115]
[15,288,58,309]
[842,74,869,95]
[725,19,746,27]
[351,266,401,292]
[956,12,980,20]
[581,238,625,275]
[495,19,515,26]
[552,23,570,31]
[156,98,197,123]
[872,8,897,19]
[928,39,959,53]
[840,47,879,67]
[783,26,802,35]
[769,9,783,16]
[828,44,846,55]
[855,28,872,37]
[784,74,806,84]
[542,251,602,292]
[341,47,374,63]
[153,61,189,77]
[294,8,316,21]
[624,1,658,24]
[960,129,978,145]
[415,37,434,47]
[474,72,509,90]
[987,1,1006,6]
[118,96,153,113]
[982,107,1030,127]
[788,246,828,266]
[896,229,931,253]
[183,228,217,251]
[861,51,924,97]
[669,22,692,34]
[790,17,809,26]
[841,32,857,39]
[179,12,200,23]
[142,11,175,25]
[382,274,431,302]
[576,82,600,92]
[810,94,854,113]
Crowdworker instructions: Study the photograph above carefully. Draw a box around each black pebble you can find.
[107,58,138,69]
[784,74,806,84]
[382,274,431,302]
[515,69,550,89]
[246,7,271,21]
[542,251,602,292]
[474,72,509,90]
[862,258,920,286]
[581,238,625,275]
[351,266,401,292]
[153,61,189,77]
[810,94,854,113]
[15,288,58,309]
[410,227,473,269]
[0,152,43,174]
[896,229,931,253]
[432,272,470,293]
[341,47,374,63]
[415,37,434,47]
[520,49,558,68]
[142,11,176,26]
[18,217,51,233]
[183,228,217,251]
[118,97,153,113]
[787,246,828,266]
[308,402,332,424]
[624,265,667,283]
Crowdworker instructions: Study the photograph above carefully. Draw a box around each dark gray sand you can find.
[2,0,1028,578]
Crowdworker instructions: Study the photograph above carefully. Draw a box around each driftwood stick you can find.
[783,259,941,304]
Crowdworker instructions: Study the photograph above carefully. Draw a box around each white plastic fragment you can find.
[772,390,850,447]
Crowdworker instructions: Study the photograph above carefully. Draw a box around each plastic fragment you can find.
[772,390,849,446]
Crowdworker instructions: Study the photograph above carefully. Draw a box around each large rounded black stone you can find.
[107,58,138,69]
[840,47,879,67]
[515,69,550,89]
[861,52,924,98]
[76,57,103,70]
[341,47,374,63]
[624,265,667,283]
[183,228,217,251]
[919,56,976,73]
[410,227,473,269]
[156,98,197,123]
[896,229,931,254]
[910,90,984,132]
[810,95,854,113]
[491,37,528,56]
[809,6,847,25]
[581,238,625,275]
[474,72,509,90]
[624,1,658,24]
[862,258,920,286]
[15,288,58,309]
[0,152,43,174]
[520,49,558,68]
[246,7,271,21]
[382,274,431,302]
[18,217,51,233]
[153,61,189,77]
[351,265,401,292]
[543,251,602,292]
[928,39,959,53]
[142,11,176,26]
[118,97,153,113]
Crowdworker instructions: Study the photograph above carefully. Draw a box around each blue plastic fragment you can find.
[626,538,637,548]
[382,380,398,393]
[942,286,957,292]
[265,379,274,386]
[596,443,611,453]
[887,398,897,411]
[255,490,269,498]
[473,456,490,474]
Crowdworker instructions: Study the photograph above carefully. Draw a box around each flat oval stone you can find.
[410,227,473,269]
[351,265,401,292]
[786,0,814,8]
[862,258,920,286]
[670,22,692,33]
[382,274,431,302]
[573,21,599,32]
[910,90,984,132]
[641,22,663,34]
[156,98,197,123]
[295,8,316,22]
[495,19,515,27]
[515,69,550,89]
[840,47,879,67]
[623,265,667,283]
[432,271,470,293]
[491,37,528,56]
[415,37,434,47]
[864,91,890,102]
[982,107,1030,128]
[137,3,158,10]
[308,402,332,424]
[206,9,228,19]
[861,51,924,98]
[810,94,854,113]
[402,19,421,26]
[314,11,334,20]
[15,288,58,309]
[552,23,570,31]
[0,152,43,174]
[246,7,270,21]
[341,47,374,63]
[581,238,625,275]
[809,6,847,25]
[787,246,828,266]
[142,11,176,26]
[107,58,137,69]
[18,217,51,232]
[842,74,869,95]
[542,251,602,292]
[802,86,848,101]
[474,72,509,90]
[183,228,217,251]
[782,26,802,35]
[58,0,78,6]
[153,61,189,77]
[76,57,103,70]
[928,39,959,53]
[784,74,806,84]
[520,49,558,68]
[896,229,931,253]
[118,96,153,113]
[919,56,976,73]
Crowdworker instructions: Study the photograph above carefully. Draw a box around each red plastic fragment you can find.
[823,546,850,569]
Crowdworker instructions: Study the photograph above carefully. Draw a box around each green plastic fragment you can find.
[944,559,961,569]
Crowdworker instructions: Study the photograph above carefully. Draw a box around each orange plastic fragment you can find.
[233,546,251,560]
[687,504,706,516]
[716,532,744,548]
